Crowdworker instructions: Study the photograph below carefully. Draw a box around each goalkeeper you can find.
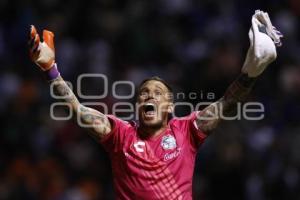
[28,10,282,200]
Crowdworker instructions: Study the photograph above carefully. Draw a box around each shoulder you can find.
[107,115,134,127]
[100,115,137,148]
[105,115,138,137]
[169,111,199,125]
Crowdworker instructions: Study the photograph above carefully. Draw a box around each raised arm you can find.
[195,10,283,135]
[28,25,111,141]
[195,73,256,134]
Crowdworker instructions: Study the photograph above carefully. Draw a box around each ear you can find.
[167,102,174,113]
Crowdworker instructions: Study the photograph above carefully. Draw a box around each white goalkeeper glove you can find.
[242,10,283,77]
[29,25,55,71]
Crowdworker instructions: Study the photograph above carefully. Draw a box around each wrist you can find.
[237,73,257,88]
[38,59,55,71]
[241,61,260,78]
[44,63,60,81]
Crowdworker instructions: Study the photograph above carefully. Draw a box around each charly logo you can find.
[133,141,146,152]
[161,135,177,150]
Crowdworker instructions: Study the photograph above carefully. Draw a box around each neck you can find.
[139,123,168,139]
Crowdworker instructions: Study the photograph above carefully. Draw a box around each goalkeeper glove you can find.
[242,10,283,77]
[28,25,55,71]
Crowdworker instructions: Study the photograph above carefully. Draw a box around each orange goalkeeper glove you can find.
[29,25,55,71]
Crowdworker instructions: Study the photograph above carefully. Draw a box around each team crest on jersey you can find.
[161,135,176,150]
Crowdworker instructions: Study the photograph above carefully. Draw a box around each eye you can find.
[154,90,162,96]
[139,91,148,98]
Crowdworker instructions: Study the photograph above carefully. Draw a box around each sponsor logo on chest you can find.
[161,135,181,161]
[164,148,181,161]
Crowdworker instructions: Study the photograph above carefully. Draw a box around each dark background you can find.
[0,0,300,199]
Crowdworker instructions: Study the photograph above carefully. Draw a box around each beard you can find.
[138,110,169,129]
[139,117,164,129]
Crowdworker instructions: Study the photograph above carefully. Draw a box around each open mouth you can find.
[143,103,156,117]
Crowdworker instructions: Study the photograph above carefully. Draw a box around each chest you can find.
[122,130,189,166]
[110,127,196,181]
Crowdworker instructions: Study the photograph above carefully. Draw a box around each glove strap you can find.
[44,63,60,81]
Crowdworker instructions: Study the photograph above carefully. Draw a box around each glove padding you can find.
[29,25,55,71]
[242,10,283,77]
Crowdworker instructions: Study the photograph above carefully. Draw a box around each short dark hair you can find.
[138,76,173,101]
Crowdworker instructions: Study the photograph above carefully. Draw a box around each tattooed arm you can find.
[51,76,111,141]
[195,73,257,135]
[195,11,283,135]
[28,26,112,141]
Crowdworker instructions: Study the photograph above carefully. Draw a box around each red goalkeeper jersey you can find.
[100,112,207,200]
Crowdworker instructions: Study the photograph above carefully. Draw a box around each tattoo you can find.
[79,106,111,139]
[224,73,256,103]
[51,77,77,103]
[49,76,111,140]
[80,106,107,124]
[79,105,89,112]
[196,73,256,134]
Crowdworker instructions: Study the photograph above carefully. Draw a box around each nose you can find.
[146,92,155,100]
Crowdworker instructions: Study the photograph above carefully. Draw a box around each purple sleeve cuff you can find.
[44,63,60,81]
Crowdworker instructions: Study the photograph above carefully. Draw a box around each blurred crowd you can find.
[0,0,300,199]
